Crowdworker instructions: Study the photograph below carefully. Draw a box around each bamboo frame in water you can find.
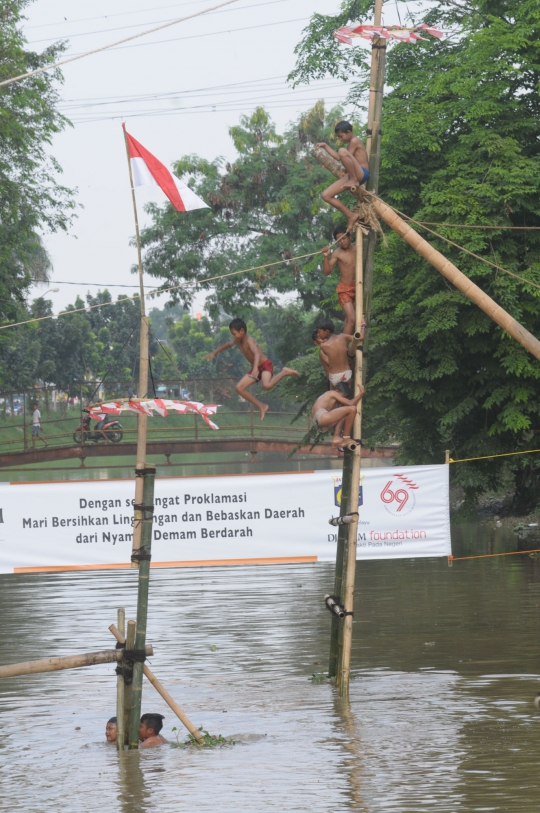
[116,608,126,751]
[0,644,152,679]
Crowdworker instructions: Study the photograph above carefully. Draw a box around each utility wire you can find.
[0,0,240,88]
[0,244,334,333]
[27,0,293,45]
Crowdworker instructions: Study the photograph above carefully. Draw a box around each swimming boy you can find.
[205,318,299,421]
[321,227,357,334]
[311,387,365,448]
[317,120,369,232]
[105,716,117,744]
[139,713,169,747]
[316,318,357,397]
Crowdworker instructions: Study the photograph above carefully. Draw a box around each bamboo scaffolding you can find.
[0,645,153,679]
[337,227,364,697]
[313,150,540,363]
[116,608,126,750]
[123,620,136,747]
[109,624,204,743]
[128,465,156,749]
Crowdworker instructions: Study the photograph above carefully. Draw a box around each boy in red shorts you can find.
[206,318,299,421]
[321,226,357,334]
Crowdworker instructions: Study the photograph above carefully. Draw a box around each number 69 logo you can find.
[380,477,417,517]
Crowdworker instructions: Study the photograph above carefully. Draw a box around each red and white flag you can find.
[123,124,208,212]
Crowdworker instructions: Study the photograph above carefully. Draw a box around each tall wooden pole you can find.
[122,619,136,746]
[328,0,384,680]
[128,464,156,749]
[122,124,150,566]
[337,228,364,696]
[363,0,386,382]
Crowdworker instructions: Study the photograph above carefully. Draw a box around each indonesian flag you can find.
[123,124,208,212]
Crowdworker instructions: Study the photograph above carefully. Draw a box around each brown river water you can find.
[1,522,540,812]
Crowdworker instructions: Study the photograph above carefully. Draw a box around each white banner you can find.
[0,465,450,573]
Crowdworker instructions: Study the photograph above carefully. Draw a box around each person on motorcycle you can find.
[95,414,114,443]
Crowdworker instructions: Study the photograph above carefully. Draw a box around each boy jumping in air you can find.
[321,227,357,334]
[317,120,369,232]
[206,318,299,421]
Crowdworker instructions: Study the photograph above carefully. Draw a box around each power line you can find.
[0,0,241,88]
[25,0,212,30]
[27,0,293,45]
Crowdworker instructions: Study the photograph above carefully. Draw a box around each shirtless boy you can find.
[205,318,299,421]
[316,318,357,397]
[317,120,369,232]
[322,227,356,334]
[311,387,364,448]
[139,713,169,747]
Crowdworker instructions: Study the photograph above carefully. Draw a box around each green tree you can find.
[139,104,358,320]
[0,0,75,322]
[292,0,540,510]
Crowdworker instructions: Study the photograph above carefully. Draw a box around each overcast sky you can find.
[22,0,403,315]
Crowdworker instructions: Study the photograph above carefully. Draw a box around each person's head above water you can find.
[139,713,165,740]
[333,225,351,249]
[105,716,117,743]
[316,317,335,340]
[229,317,247,340]
[334,120,354,142]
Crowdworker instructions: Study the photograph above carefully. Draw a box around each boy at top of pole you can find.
[311,387,364,448]
[321,226,357,334]
[317,120,370,232]
[205,318,299,422]
[316,317,361,398]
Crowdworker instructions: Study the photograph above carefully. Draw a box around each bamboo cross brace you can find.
[0,646,153,679]
[109,624,204,743]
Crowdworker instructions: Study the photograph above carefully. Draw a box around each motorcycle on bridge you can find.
[73,413,123,444]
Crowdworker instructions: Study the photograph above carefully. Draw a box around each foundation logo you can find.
[332,475,365,508]
[380,474,418,517]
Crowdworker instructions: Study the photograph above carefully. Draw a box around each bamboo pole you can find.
[365,0,384,161]
[0,645,153,679]
[313,150,540,363]
[122,124,150,566]
[116,608,126,751]
[328,458,352,678]
[128,465,156,749]
[109,624,204,743]
[370,196,540,363]
[123,620,136,746]
[337,227,364,697]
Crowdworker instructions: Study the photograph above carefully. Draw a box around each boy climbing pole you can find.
[321,227,357,334]
[205,318,299,421]
[316,317,364,398]
[317,120,369,232]
[311,387,364,449]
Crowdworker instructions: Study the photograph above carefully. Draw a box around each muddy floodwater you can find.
[1,523,540,812]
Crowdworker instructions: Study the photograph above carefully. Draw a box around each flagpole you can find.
[122,123,149,564]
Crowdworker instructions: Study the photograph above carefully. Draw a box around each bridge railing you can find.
[0,407,312,456]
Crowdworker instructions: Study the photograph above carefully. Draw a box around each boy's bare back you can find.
[320,333,353,374]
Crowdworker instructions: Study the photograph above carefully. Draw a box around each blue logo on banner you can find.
[334,485,363,508]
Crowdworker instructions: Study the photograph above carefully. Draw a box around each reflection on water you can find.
[1,522,540,811]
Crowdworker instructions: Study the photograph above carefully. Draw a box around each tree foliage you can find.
[0,0,75,322]
[139,104,358,319]
[292,0,540,508]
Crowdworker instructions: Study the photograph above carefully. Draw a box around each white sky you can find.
[22,0,405,315]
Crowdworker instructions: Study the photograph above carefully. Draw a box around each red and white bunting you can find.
[335,23,443,45]
[87,400,221,430]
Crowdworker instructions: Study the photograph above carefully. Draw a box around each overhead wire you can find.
[27,0,294,45]
[26,0,217,29]
[0,243,335,333]
[0,0,241,88]
[367,192,540,293]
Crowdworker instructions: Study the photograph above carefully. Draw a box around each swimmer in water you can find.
[105,716,117,744]
[139,713,169,747]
